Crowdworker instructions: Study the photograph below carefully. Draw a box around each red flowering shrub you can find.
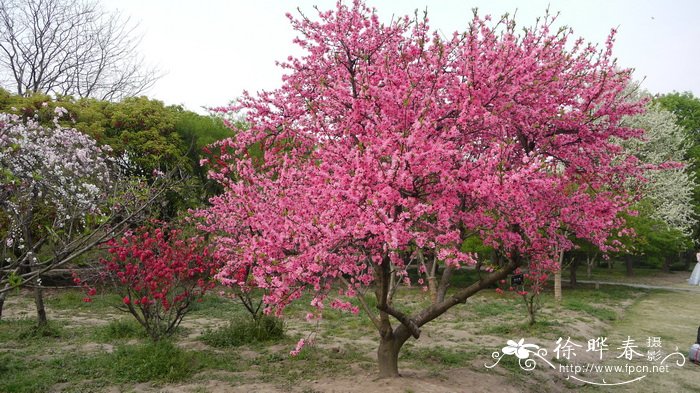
[100,222,220,340]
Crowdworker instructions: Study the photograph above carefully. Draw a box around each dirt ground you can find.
[2,270,700,393]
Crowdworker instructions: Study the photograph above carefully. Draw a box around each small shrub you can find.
[201,315,284,348]
[94,221,221,341]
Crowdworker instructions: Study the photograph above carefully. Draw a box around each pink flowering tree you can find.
[199,1,646,377]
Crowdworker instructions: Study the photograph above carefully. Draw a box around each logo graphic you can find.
[485,336,687,386]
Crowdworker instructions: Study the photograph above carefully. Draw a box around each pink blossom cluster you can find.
[198,1,646,315]
[290,338,307,357]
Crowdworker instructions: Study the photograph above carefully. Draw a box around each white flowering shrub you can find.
[0,110,113,251]
[623,100,697,237]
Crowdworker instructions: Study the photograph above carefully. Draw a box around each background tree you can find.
[0,0,158,100]
[0,106,181,325]
[655,91,700,247]
[616,96,697,274]
[200,2,646,377]
[0,90,233,215]
[0,110,113,325]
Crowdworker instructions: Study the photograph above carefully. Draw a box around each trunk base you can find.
[377,336,402,378]
[34,283,47,327]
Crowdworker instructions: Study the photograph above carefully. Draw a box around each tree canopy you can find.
[199,1,648,377]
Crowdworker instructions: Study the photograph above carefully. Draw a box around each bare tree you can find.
[0,0,158,100]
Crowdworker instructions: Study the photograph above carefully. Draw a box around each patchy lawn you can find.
[0,274,697,392]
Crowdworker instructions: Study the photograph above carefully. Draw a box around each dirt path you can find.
[584,290,700,392]
[577,279,700,293]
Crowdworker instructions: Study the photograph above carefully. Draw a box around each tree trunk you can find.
[525,295,537,325]
[569,258,578,287]
[377,334,404,378]
[34,277,47,327]
[371,252,522,378]
[528,305,536,325]
[377,337,400,378]
[625,255,634,277]
[427,277,438,303]
[586,252,597,279]
[586,259,592,278]
[662,255,672,273]
[0,291,5,321]
[554,249,563,303]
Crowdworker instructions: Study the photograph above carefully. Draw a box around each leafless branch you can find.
[0,0,160,100]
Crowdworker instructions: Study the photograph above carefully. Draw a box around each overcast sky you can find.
[106,0,700,114]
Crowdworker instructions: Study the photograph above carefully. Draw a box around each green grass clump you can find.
[400,346,474,366]
[94,318,147,341]
[201,315,284,348]
[471,300,514,317]
[0,354,57,393]
[110,341,197,383]
[17,322,62,340]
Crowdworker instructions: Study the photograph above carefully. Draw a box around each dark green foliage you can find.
[106,97,185,174]
[173,111,233,200]
[174,110,232,150]
[201,315,285,348]
[656,91,700,139]
[614,200,694,269]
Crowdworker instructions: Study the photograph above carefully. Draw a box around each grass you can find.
[109,341,198,383]
[562,298,618,321]
[187,292,239,319]
[471,298,516,317]
[482,318,566,337]
[93,318,147,341]
[401,346,482,367]
[255,344,372,385]
[0,353,62,393]
[0,342,199,393]
[200,315,285,348]
[0,277,683,392]
[17,321,63,339]
[45,290,122,313]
